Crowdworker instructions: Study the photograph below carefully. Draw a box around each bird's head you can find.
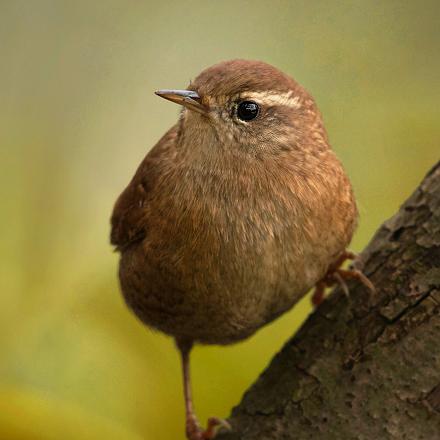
[156,60,328,158]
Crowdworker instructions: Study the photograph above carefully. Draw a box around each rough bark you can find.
[218,162,440,440]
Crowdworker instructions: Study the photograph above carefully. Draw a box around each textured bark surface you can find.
[218,162,440,440]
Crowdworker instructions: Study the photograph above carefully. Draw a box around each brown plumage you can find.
[111,59,358,439]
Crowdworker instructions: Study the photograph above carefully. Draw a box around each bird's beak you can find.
[155,89,206,114]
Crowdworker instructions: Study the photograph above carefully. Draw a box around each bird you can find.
[110,59,372,440]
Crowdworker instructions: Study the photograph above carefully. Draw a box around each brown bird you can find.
[110,59,371,439]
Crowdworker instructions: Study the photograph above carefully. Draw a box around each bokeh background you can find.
[1,1,439,439]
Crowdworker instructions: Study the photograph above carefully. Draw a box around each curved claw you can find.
[337,268,376,294]
[311,249,375,307]
[333,271,350,297]
[201,417,231,439]
[186,416,231,440]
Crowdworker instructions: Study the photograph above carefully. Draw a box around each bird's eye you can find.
[236,101,260,121]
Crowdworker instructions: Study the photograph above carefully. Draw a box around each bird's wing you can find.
[110,125,178,251]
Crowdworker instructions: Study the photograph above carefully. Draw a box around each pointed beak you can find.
[155,89,206,114]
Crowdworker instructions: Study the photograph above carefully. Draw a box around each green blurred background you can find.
[1,1,439,439]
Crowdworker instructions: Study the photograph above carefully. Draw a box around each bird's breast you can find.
[120,155,356,344]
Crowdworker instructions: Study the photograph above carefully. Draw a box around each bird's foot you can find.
[312,250,375,306]
[186,415,231,440]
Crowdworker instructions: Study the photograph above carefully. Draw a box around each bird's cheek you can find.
[223,124,238,142]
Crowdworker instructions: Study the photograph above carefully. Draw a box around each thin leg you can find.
[175,338,230,440]
[176,338,200,439]
[311,280,326,306]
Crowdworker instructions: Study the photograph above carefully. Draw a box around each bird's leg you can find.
[175,338,230,440]
[176,338,201,439]
[311,250,375,306]
[311,279,326,307]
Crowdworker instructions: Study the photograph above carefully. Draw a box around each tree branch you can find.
[219,161,440,440]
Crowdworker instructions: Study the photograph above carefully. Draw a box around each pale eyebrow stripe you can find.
[239,90,301,109]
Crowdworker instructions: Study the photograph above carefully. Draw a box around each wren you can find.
[111,60,366,440]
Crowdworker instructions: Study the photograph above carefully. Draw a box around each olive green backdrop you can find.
[1,1,439,439]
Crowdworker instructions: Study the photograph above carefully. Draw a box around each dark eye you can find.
[237,101,260,121]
